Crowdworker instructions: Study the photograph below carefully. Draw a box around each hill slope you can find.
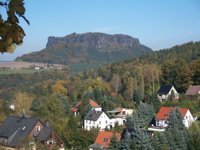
[16,32,152,65]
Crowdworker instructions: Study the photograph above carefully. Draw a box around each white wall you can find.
[156,110,195,128]
[84,112,110,131]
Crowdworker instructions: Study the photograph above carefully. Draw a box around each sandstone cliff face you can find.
[46,32,140,51]
[17,32,152,65]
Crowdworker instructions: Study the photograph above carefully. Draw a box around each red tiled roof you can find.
[186,85,200,96]
[70,99,99,112]
[94,131,121,148]
[70,107,79,112]
[156,107,188,120]
[89,99,100,108]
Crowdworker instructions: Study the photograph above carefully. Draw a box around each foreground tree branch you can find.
[0,0,29,53]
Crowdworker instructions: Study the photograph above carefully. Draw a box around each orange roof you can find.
[94,131,121,148]
[156,107,188,120]
[70,107,79,112]
[70,99,99,112]
[89,99,100,108]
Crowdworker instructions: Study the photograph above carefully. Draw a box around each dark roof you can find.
[0,116,38,147]
[157,85,173,95]
[85,110,103,121]
[35,127,53,141]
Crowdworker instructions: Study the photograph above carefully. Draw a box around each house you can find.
[157,85,179,101]
[107,108,133,118]
[89,131,121,150]
[106,108,133,127]
[71,99,102,116]
[186,85,200,96]
[0,115,64,150]
[84,110,110,131]
[155,107,195,128]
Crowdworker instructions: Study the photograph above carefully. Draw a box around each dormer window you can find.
[22,126,26,131]
[36,126,40,132]
[103,138,108,142]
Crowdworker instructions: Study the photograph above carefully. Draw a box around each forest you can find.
[0,41,200,149]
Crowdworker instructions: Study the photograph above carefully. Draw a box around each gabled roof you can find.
[89,99,100,108]
[0,116,39,147]
[84,110,103,121]
[71,99,100,112]
[94,131,121,148]
[35,127,53,142]
[157,85,173,95]
[186,85,200,96]
[155,107,188,120]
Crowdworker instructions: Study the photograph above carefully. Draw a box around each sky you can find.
[0,0,200,61]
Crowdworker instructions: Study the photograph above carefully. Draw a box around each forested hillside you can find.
[0,41,200,149]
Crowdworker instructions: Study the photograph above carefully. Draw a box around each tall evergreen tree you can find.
[108,134,119,150]
[117,131,131,150]
[165,108,188,150]
[137,103,154,127]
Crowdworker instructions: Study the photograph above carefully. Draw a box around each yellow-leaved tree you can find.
[0,0,29,53]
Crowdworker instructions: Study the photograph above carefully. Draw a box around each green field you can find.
[0,68,43,75]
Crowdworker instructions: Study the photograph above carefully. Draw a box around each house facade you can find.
[157,85,179,101]
[155,107,195,128]
[84,110,110,131]
[0,115,64,150]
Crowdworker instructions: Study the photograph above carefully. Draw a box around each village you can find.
[0,84,199,150]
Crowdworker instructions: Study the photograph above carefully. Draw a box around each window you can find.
[99,121,101,124]
[22,126,26,131]
[103,138,109,142]
[36,126,40,132]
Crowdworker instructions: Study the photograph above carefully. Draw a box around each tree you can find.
[13,92,34,115]
[111,73,122,94]
[188,123,200,150]
[117,131,131,150]
[165,108,188,150]
[108,134,119,150]
[0,0,29,53]
[137,103,154,127]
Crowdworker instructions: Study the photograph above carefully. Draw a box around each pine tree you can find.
[117,131,131,150]
[165,108,188,150]
[108,134,119,150]
[137,103,154,127]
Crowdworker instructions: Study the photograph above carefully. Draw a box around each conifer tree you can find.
[165,108,188,150]
[117,131,131,150]
[137,103,154,127]
[108,134,119,150]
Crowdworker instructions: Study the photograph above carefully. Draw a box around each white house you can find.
[106,108,133,127]
[109,118,125,127]
[84,110,110,131]
[157,85,179,101]
[155,107,195,128]
[107,108,133,118]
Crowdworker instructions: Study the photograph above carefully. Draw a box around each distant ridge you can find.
[16,32,152,65]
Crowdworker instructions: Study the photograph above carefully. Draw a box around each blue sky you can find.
[1,0,200,61]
